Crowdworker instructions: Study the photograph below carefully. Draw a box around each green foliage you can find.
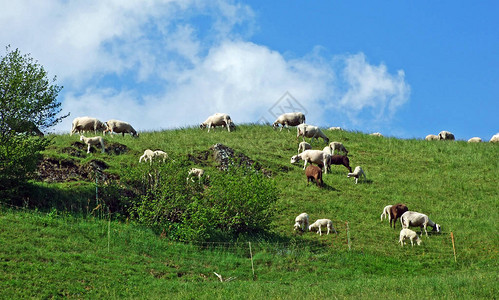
[0,46,67,200]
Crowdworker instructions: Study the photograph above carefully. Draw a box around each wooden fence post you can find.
[451,232,457,262]
[249,242,255,279]
[345,221,351,251]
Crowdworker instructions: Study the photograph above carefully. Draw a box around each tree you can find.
[0,45,68,200]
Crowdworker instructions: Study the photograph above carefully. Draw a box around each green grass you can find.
[1,124,498,298]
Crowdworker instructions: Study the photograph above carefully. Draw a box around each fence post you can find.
[107,208,111,253]
[451,232,457,262]
[345,221,351,251]
[249,242,255,279]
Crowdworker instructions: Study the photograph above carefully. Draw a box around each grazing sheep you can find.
[467,137,482,143]
[328,127,343,131]
[309,219,337,236]
[187,168,206,182]
[370,132,383,137]
[305,165,323,187]
[425,134,439,141]
[139,149,155,164]
[400,211,441,236]
[390,203,408,229]
[438,130,455,140]
[347,166,367,184]
[293,213,309,232]
[399,228,422,247]
[328,155,352,173]
[200,113,234,132]
[153,150,168,162]
[80,135,105,153]
[272,112,306,131]
[489,133,499,143]
[71,117,107,136]
[297,141,312,154]
[296,124,329,144]
[381,205,393,222]
[329,141,348,155]
[104,119,138,137]
[291,150,331,174]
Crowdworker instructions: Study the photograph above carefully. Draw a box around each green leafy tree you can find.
[0,46,67,200]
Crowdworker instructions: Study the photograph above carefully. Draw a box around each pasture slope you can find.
[0,124,497,298]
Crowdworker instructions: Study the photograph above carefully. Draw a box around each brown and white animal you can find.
[390,203,408,229]
[400,211,441,236]
[438,130,455,140]
[328,155,352,173]
[104,119,138,137]
[80,135,105,153]
[399,228,422,247]
[425,134,439,141]
[273,112,305,131]
[296,124,329,144]
[467,137,482,143]
[381,205,393,222]
[347,166,366,184]
[200,113,234,132]
[305,165,323,187]
[187,168,206,182]
[293,213,309,232]
[71,117,107,136]
[297,141,312,154]
[329,142,348,155]
[309,219,337,236]
[290,150,331,174]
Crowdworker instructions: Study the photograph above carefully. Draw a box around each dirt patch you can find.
[67,141,129,155]
[36,157,117,183]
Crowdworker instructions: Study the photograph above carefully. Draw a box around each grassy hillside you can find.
[1,125,497,298]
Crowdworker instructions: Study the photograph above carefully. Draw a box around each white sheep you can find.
[400,211,441,236]
[71,117,107,136]
[293,213,309,232]
[399,228,422,247]
[438,130,455,140]
[370,132,383,137]
[425,134,439,141]
[104,119,138,137]
[200,113,234,132]
[322,146,332,155]
[347,166,367,184]
[80,135,105,153]
[153,150,168,162]
[187,168,206,182]
[296,124,329,144]
[297,141,312,154]
[489,133,499,143]
[139,149,155,164]
[380,205,393,222]
[329,141,348,155]
[328,126,343,131]
[309,219,337,236]
[467,137,482,143]
[290,150,331,174]
[273,112,306,131]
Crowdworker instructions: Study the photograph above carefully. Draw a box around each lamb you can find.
[328,127,343,131]
[290,150,331,174]
[272,112,305,131]
[467,137,482,143]
[399,228,422,247]
[200,113,234,132]
[297,141,312,154]
[153,150,168,162]
[438,130,455,140]
[347,166,367,184]
[80,135,105,153]
[139,149,155,164]
[425,134,439,141]
[104,119,138,137]
[296,124,330,144]
[370,132,383,137]
[309,219,337,236]
[329,141,348,155]
[293,213,309,232]
[489,133,499,143]
[187,168,206,182]
[389,203,408,229]
[71,117,107,136]
[380,205,393,222]
[400,211,441,236]
[305,165,323,187]
[328,155,352,173]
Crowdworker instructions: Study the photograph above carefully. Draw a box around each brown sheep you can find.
[328,155,353,173]
[390,203,409,229]
[305,165,323,188]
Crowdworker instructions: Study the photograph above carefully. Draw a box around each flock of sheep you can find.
[69,112,494,247]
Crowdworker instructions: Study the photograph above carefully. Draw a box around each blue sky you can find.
[1,0,497,140]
